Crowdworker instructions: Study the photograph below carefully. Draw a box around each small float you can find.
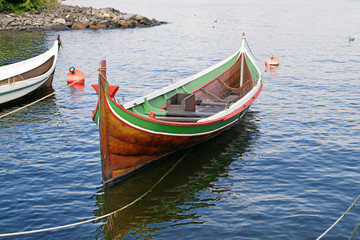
[67,67,84,85]
[265,55,279,68]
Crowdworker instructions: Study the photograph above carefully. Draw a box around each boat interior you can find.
[126,54,257,122]
[0,56,55,87]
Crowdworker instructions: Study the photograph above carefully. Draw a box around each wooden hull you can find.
[94,34,262,186]
[0,37,60,105]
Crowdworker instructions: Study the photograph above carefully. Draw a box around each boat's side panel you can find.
[0,71,55,105]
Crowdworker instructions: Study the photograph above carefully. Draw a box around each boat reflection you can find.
[93,111,260,239]
[68,83,85,102]
[0,87,58,126]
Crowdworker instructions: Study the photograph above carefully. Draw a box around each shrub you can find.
[0,0,58,13]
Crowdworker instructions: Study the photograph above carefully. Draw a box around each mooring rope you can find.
[244,38,260,62]
[316,193,360,240]
[0,150,190,238]
[60,45,72,67]
[0,67,100,120]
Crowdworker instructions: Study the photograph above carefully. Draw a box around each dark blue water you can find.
[1,0,360,239]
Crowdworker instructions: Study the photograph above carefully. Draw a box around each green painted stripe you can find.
[245,53,260,86]
[93,108,99,125]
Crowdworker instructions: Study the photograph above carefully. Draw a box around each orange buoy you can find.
[265,56,279,68]
[67,67,85,85]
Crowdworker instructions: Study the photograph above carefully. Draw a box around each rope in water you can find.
[0,150,190,237]
[0,67,100,120]
[349,221,360,240]
[316,193,360,240]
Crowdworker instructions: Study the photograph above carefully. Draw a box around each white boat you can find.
[0,36,60,105]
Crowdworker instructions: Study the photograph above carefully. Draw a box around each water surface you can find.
[1,0,360,239]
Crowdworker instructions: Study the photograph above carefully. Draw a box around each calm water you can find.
[1,0,360,239]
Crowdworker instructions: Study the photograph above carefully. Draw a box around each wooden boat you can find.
[0,36,61,105]
[92,33,263,186]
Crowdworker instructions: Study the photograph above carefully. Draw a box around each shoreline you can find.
[0,5,165,31]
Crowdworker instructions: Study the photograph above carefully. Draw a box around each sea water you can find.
[0,0,360,239]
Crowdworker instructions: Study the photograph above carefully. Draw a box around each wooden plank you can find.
[199,101,228,107]
[155,116,201,122]
[166,111,215,117]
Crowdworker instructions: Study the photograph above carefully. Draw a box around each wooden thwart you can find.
[155,116,201,122]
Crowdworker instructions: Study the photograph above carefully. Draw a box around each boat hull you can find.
[0,37,60,105]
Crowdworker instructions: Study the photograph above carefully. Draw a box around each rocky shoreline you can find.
[0,5,165,31]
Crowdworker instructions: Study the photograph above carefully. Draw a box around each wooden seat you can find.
[155,116,201,122]
[166,92,195,112]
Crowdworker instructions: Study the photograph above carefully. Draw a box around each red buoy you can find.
[265,56,279,68]
[67,67,85,85]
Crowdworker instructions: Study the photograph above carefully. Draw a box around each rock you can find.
[0,5,165,31]
[135,14,144,21]
[81,20,90,28]
[89,23,107,30]
[91,8,99,16]
[123,13,136,21]
[1,16,15,27]
[71,22,86,30]
[24,19,32,26]
[53,18,66,25]
[51,23,70,31]
[140,17,152,25]
[118,20,130,28]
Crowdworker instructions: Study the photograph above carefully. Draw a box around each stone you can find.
[1,16,15,27]
[89,23,107,30]
[71,22,86,30]
[51,23,70,31]
[140,17,152,25]
[135,14,144,21]
[123,13,136,21]
[54,18,66,25]
[0,5,164,31]
[91,8,99,15]
[24,19,32,26]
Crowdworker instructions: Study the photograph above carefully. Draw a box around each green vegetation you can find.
[0,0,59,13]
